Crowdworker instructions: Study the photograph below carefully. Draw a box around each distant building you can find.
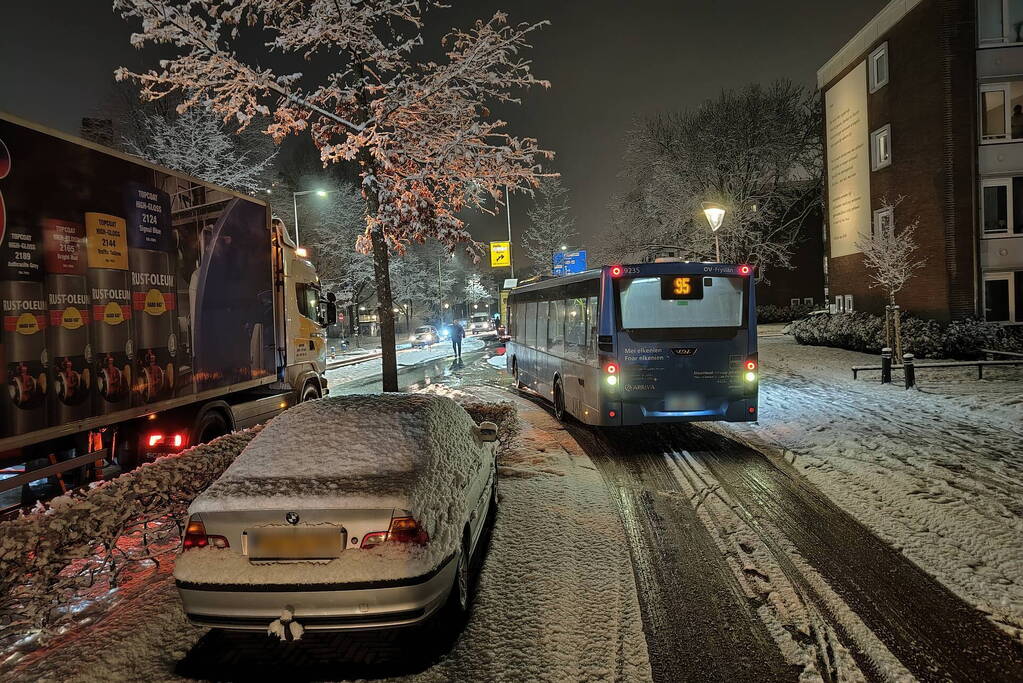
[819,0,1022,323]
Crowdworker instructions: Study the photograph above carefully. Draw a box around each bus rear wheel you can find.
[553,378,566,422]
[512,359,524,390]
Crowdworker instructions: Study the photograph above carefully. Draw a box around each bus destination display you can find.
[660,276,704,300]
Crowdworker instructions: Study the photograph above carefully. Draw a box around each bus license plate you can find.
[247,527,345,560]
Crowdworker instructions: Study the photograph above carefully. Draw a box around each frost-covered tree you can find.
[114,0,553,391]
[855,197,926,357]
[121,103,277,194]
[604,81,820,279]
[523,177,577,275]
[463,273,493,306]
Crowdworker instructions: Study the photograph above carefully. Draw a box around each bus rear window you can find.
[618,276,744,329]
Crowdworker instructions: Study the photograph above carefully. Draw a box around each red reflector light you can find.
[745,360,757,371]
[605,363,619,374]
[748,406,756,414]
[147,433,164,448]
[610,265,624,278]
[608,410,617,418]
[739,265,751,276]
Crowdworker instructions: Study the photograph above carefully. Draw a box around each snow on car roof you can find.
[190,394,484,521]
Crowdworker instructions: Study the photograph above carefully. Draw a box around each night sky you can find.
[0,1,889,250]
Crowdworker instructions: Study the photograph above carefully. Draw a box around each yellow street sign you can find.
[490,241,511,268]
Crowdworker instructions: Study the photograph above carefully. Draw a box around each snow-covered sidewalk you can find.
[718,334,1023,639]
[326,337,485,386]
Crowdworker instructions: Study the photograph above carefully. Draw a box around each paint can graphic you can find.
[1,220,48,436]
[85,213,133,415]
[125,183,174,405]
[43,219,92,424]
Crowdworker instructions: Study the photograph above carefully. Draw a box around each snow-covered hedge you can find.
[0,430,258,649]
[790,312,1023,359]
[757,303,817,324]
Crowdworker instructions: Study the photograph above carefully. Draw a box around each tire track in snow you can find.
[567,424,799,683]
[674,425,1023,683]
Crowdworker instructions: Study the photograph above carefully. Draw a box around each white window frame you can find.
[978,0,1023,46]
[872,206,894,237]
[981,178,1013,237]
[844,295,854,312]
[835,295,845,313]
[869,42,889,93]
[980,83,1012,143]
[983,272,1016,322]
[871,124,892,171]
[803,297,814,306]
[790,298,801,307]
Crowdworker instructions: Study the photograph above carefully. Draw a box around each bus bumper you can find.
[619,398,757,425]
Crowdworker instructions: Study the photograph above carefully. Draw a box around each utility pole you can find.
[505,184,515,278]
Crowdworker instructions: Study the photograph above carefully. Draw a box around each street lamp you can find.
[292,189,333,246]
[701,202,726,263]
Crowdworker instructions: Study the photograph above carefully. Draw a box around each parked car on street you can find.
[409,325,440,347]
[174,394,499,634]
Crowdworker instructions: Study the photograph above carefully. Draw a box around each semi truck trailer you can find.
[0,113,332,509]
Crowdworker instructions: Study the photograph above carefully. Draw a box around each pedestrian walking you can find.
[450,320,465,362]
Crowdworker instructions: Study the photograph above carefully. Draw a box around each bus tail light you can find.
[744,355,758,383]
[739,264,752,276]
[605,362,619,386]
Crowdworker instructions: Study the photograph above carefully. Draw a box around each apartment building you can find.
[819,0,1023,323]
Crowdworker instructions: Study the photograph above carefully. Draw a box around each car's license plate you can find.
[247,527,345,560]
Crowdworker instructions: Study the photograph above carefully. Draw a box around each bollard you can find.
[881,347,892,384]
[903,353,915,389]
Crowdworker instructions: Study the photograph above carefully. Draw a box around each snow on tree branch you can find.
[854,196,926,307]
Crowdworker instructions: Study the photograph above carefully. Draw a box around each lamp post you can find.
[291,189,331,246]
[701,203,726,263]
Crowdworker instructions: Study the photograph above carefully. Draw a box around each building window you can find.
[872,206,894,237]
[869,43,889,92]
[981,177,1023,236]
[870,125,892,170]
[803,297,814,306]
[834,295,844,313]
[983,272,1022,322]
[790,298,801,307]
[980,82,1023,141]
[844,294,854,312]
[979,0,1023,45]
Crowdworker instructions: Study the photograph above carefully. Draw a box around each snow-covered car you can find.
[467,314,494,335]
[174,394,499,635]
[409,325,439,347]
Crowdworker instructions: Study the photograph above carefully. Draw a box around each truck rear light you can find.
[146,432,187,452]
[182,517,229,550]
[172,433,185,449]
[148,433,164,448]
[360,516,429,549]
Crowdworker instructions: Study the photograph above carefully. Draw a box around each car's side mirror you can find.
[478,421,499,443]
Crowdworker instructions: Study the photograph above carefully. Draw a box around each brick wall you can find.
[822,0,977,321]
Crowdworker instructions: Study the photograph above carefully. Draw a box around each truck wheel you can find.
[195,410,229,444]
[300,382,320,402]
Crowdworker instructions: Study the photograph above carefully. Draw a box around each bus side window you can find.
[565,297,586,361]
[585,295,598,364]
[536,301,549,352]
[525,301,537,347]
[548,300,565,355]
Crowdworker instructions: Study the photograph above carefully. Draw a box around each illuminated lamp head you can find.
[738,264,752,276]
[610,265,624,278]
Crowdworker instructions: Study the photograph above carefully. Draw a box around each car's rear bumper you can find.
[176,554,456,632]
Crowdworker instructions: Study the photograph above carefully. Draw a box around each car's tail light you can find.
[361,516,429,549]
[182,516,229,550]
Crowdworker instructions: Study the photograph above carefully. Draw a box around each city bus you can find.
[505,261,758,426]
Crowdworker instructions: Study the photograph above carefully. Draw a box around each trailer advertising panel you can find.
[0,117,276,439]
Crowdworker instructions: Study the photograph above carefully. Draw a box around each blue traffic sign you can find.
[552,249,587,276]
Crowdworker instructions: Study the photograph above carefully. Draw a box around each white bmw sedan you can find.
[173,394,498,635]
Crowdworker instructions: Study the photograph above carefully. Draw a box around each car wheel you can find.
[553,378,566,422]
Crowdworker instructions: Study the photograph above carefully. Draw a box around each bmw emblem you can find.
[285,512,300,525]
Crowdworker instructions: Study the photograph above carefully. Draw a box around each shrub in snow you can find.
[0,430,258,650]
[791,313,1023,360]
[757,303,817,324]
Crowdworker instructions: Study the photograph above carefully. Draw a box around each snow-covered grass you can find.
[326,337,485,386]
[719,334,1023,639]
